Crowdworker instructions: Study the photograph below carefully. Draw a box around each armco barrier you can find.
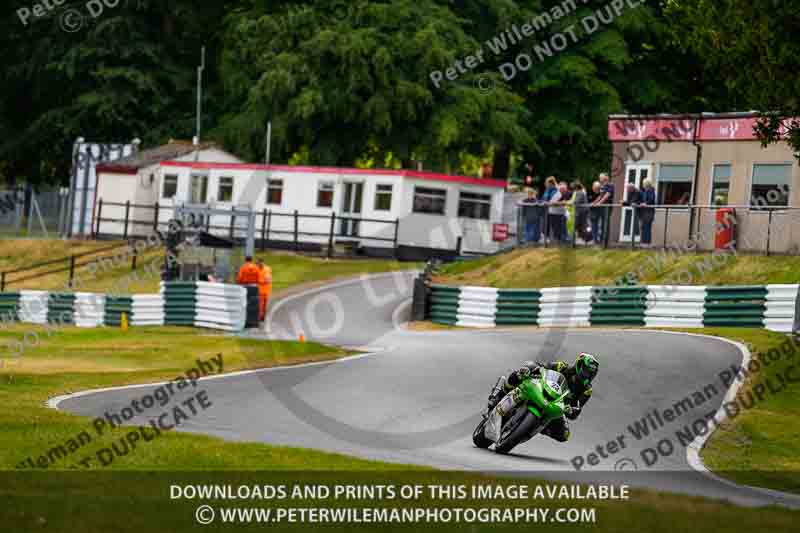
[104,296,132,326]
[74,293,105,328]
[19,291,48,324]
[590,286,647,326]
[427,283,798,333]
[132,294,165,326]
[161,282,198,327]
[644,286,706,328]
[538,287,591,327]
[765,284,799,333]
[1,283,249,333]
[194,282,247,332]
[704,286,767,328]
[0,292,20,322]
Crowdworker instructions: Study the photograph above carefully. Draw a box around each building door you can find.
[619,164,652,242]
[340,182,364,237]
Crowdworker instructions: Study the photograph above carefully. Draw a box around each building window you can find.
[458,191,492,219]
[750,163,792,207]
[412,187,447,215]
[657,164,694,205]
[190,175,208,204]
[162,175,178,199]
[751,163,791,207]
[374,184,393,211]
[317,181,334,208]
[217,177,234,202]
[710,164,731,206]
[267,179,283,205]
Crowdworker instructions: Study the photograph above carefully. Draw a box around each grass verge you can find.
[0,238,411,294]
[436,247,800,287]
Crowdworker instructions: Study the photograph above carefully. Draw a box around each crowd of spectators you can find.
[516,172,657,247]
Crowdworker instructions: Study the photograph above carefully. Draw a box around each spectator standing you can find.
[544,177,565,243]
[559,181,573,242]
[591,173,615,244]
[639,178,657,247]
[624,183,642,244]
[572,181,590,243]
[588,181,603,244]
[517,188,541,245]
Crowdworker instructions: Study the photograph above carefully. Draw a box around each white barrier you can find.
[765,284,799,333]
[74,293,106,328]
[538,286,592,326]
[19,291,49,324]
[644,285,706,328]
[132,294,165,326]
[194,283,247,331]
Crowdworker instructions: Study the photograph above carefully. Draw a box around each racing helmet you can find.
[575,353,599,386]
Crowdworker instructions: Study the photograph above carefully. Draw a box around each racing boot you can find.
[487,376,507,411]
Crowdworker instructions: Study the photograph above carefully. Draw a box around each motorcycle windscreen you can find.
[542,370,567,399]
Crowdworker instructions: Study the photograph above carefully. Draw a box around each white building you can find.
[96,152,508,257]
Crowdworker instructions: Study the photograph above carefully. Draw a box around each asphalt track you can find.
[56,272,800,508]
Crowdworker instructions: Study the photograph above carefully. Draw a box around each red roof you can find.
[159,161,508,189]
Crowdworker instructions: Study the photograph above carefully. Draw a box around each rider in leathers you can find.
[487,353,599,442]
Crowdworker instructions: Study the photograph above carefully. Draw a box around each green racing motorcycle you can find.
[472,369,571,454]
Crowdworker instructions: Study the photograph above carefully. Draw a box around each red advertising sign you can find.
[608,116,793,142]
[492,223,509,242]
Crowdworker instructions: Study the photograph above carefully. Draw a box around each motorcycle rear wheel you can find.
[472,417,493,449]
[494,410,540,455]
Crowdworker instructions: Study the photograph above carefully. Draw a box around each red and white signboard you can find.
[492,223,509,242]
[608,116,793,142]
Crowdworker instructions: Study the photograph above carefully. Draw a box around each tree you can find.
[668,0,800,157]
[219,0,532,169]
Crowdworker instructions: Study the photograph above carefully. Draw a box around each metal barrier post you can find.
[153,201,160,233]
[603,205,611,249]
[327,212,336,258]
[663,206,670,249]
[95,198,103,237]
[393,217,400,258]
[123,200,131,239]
[766,208,773,256]
[260,209,267,251]
[631,206,637,251]
[293,210,299,251]
[68,255,76,285]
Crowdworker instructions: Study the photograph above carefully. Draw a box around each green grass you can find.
[437,248,800,288]
[692,328,800,494]
[0,238,411,294]
[0,325,386,470]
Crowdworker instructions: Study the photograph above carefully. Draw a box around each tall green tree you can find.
[668,0,800,156]
[219,0,532,170]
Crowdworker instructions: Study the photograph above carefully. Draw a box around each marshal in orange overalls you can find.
[256,259,273,321]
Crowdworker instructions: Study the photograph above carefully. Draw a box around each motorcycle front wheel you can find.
[494,409,540,455]
[472,417,493,449]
